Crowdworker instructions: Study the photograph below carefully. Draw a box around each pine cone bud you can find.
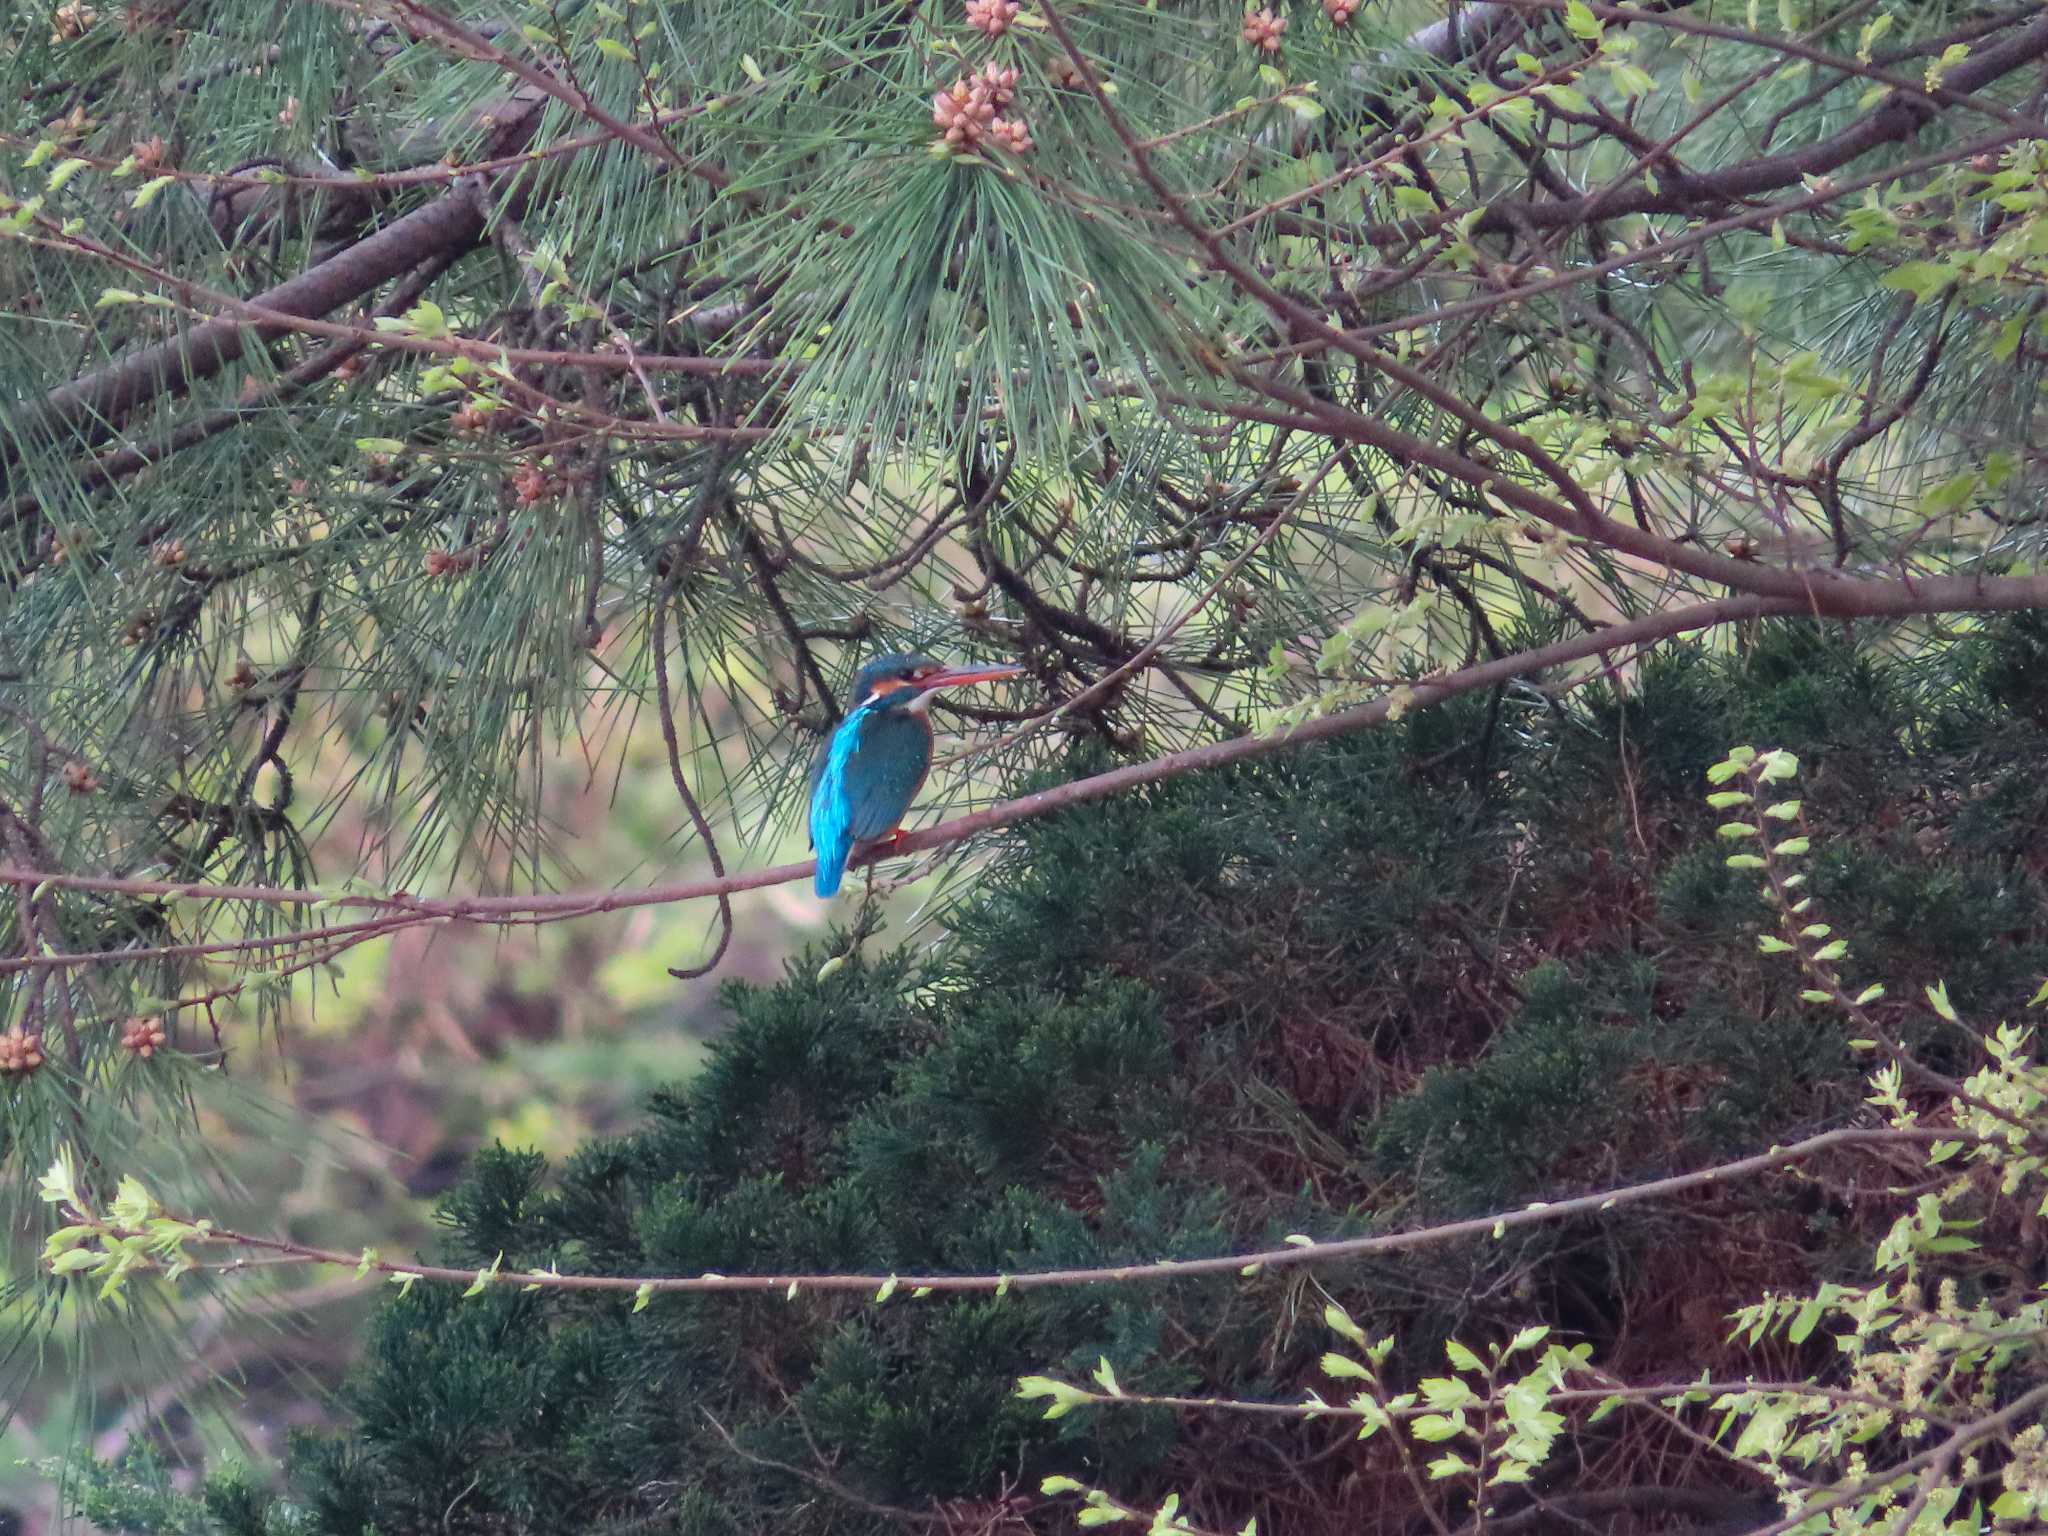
[0,1029,46,1076]
[988,115,1034,154]
[50,2,97,41]
[1241,8,1286,52]
[511,463,554,505]
[933,78,997,145]
[978,62,1018,108]
[47,525,92,567]
[965,0,1019,37]
[122,1016,169,1058]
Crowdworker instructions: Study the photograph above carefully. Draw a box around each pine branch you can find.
[2,183,492,466]
[0,249,461,529]
[5,572,2047,962]
[1394,2,2048,238]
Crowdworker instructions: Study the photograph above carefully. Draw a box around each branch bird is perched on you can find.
[808,653,1026,898]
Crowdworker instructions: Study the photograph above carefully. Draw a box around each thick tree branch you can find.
[1472,3,2048,233]
[0,251,460,532]
[3,184,491,469]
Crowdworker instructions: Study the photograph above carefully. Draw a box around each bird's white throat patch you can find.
[857,677,938,714]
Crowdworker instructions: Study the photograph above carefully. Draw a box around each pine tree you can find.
[8,0,2048,1527]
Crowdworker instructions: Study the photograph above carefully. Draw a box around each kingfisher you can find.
[808,652,1026,898]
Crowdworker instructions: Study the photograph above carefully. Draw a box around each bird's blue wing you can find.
[841,712,932,840]
[809,711,865,897]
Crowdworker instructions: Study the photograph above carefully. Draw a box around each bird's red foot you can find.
[851,829,908,867]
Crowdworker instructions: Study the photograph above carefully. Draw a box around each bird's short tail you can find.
[809,741,857,898]
[814,839,849,898]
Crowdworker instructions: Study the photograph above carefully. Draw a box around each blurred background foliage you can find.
[0,686,825,1532]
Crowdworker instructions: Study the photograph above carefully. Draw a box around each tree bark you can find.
[3,184,489,471]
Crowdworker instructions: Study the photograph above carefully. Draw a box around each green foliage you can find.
[1370,962,1657,1209]
[11,0,2048,1241]
[53,621,2048,1534]
[1031,739,2048,1536]
[15,0,2048,1527]
[56,1448,303,1536]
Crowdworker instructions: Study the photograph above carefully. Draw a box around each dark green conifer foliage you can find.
[67,622,2048,1536]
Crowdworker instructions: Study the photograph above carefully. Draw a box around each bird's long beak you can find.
[912,663,1026,692]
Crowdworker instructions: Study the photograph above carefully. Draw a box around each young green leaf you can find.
[463,1251,504,1298]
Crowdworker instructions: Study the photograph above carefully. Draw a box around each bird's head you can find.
[848,652,1025,715]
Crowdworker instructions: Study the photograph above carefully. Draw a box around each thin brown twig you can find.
[50,1124,1966,1299]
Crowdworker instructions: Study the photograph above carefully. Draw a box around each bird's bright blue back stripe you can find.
[810,705,868,897]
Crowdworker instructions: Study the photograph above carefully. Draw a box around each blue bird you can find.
[809,652,1025,898]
